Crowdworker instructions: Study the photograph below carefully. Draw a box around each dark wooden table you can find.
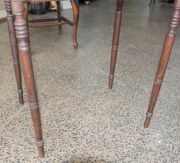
[4,0,79,158]
[4,0,180,158]
[109,0,180,127]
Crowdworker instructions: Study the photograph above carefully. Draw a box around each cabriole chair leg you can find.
[70,0,79,48]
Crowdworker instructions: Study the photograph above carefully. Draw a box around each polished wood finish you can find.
[5,0,179,159]
[109,0,124,89]
[4,0,80,157]
[109,0,180,127]
[144,0,180,128]
[109,0,180,128]
[11,0,44,157]
[4,0,24,105]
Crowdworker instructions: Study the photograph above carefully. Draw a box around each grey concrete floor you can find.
[0,0,180,162]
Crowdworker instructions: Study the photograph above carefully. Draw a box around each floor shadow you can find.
[63,157,108,163]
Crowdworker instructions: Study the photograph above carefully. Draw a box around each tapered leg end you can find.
[38,146,45,158]
[144,117,151,128]
[18,89,24,105]
[36,140,45,158]
[108,79,113,89]
[19,96,24,105]
[108,75,114,89]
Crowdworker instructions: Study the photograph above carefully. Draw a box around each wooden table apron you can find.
[109,0,180,128]
[3,0,180,158]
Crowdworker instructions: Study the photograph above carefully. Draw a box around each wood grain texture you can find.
[4,0,24,104]
[109,0,124,89]
[144,0,180,128]
[11,0,44,157]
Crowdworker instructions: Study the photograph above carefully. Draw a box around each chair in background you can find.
[25,0,79,48]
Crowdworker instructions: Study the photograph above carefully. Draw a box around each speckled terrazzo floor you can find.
[0,0,180,162]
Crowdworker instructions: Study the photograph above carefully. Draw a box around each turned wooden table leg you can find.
[109,0,124,89]
[144,0,180,128]
[70,0,79,48]
[11,1,44,157]
[4,0,23,104]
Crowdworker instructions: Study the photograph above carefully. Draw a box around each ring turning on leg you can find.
[144,0,180,128]
[109,0,124,89]
[11,1,44,157]
[4,0,24,105]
